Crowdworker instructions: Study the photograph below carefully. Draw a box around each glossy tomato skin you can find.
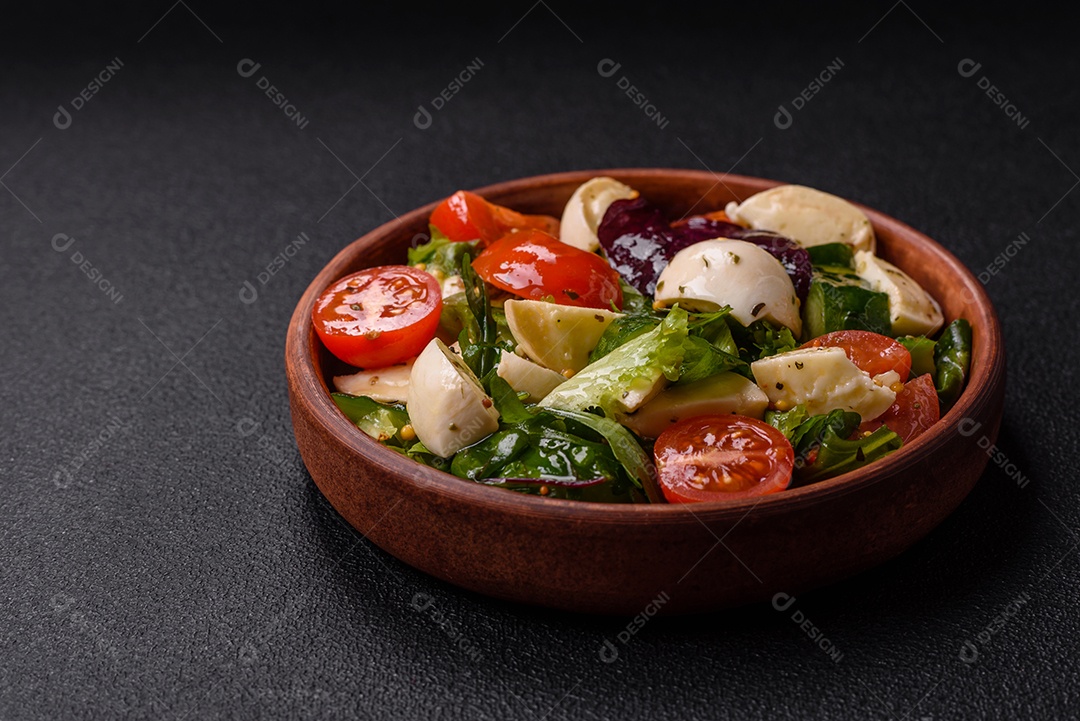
[802,330,912,382]
[654,415,795,504]
[859,373,940,443]
[472,229,623,310]
[430,191,503,245]
[312,266,442,369]
[430,190,560,246]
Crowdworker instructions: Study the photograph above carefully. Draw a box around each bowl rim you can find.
[286,168,1003,523]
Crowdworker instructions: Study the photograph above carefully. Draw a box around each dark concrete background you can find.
[2,3,1077,719]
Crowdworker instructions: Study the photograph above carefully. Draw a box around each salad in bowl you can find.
[311,179,972,505]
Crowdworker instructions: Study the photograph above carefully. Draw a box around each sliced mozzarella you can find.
[559,177,638,252]
[407,338,499,458]
[622,372,769,439]
[854,250,944,336]
[496,350,565,402]
[334,361,413,403]
[654,239,802,335]
[750,346,896,421]
[503,299,622,374]
[441,274,464,298]
[726,184,876,252]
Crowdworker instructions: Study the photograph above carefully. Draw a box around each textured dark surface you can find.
[2,3,1077,719]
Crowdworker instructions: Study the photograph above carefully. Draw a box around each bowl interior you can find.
[290,168,1002,520]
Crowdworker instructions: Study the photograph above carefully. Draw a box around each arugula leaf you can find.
[765,405,896,483]
[407,227,478,277]
[798,425,903,483]
[728,318,799,362]
[459,252,500,379]
[934,319,972,412]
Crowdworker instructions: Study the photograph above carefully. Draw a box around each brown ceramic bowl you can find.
[286,169,1005,615]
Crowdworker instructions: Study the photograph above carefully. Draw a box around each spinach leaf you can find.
[482,477,639,503]
[934,319,972,412]
[542,408,663,503]
[407,228,478,278]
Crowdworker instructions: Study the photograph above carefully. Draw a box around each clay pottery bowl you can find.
[286,169,1005,615]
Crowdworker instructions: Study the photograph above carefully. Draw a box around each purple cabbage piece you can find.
[597,199,811,301]
[596,198,673,296]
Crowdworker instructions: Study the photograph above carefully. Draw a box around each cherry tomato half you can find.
[654,415,794,503]
[430,190,560,246]
[313,266,442,369]
[472,229,623,310]
[859,373,940,443]
[802,330,912,382]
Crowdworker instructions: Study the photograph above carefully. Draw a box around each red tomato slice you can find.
[430,190,560,246]
[472,229,623,310]
[859,373,940,443]
[430,191,503,245]
[313,266,442,369]
[654,416,794,503]
[802,330,912,382]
